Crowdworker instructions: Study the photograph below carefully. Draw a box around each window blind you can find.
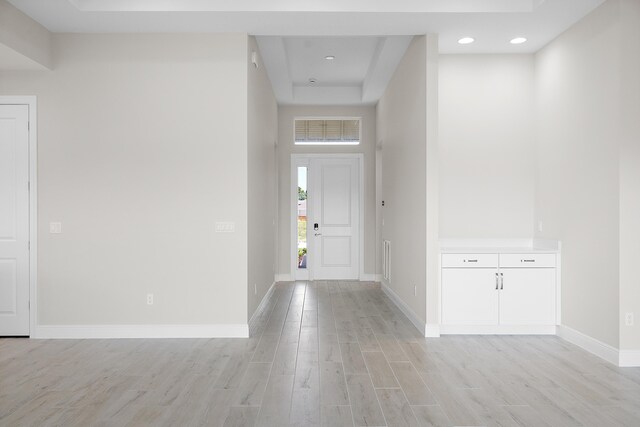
[294,119,360,144]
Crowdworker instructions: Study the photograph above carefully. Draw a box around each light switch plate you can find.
[215,222,235,233]
[49,222,62,234]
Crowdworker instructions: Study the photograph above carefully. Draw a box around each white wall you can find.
[535,0,622,348]
[618,0,640,351]
[276,105,377,278]
[0,0,51,69]
[0,34,251,328]
[247,36,278,320]
[439,55,535,238]
[376,35,439,327]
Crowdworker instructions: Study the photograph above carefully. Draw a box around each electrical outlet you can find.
[49,222,62,234]
[254,284,257,295]
[147,294,154,305]
[625,312,634,326]
[414,285,417,296]
[537,220,543,232]
[215,222,235,233]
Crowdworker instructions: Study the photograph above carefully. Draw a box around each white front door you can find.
[309,157,359,280]
[0,105,30,336]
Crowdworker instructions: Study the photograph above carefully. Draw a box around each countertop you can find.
[440,246,560,254]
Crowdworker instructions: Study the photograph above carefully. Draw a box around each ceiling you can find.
[257,36,413,105]
[7,0,606,105]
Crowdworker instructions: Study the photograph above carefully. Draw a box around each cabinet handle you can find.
[522,259,535,263]
[500,272,504,290]
[465,259,478,263]
[495,272,499,290]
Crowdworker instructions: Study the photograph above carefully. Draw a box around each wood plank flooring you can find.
[2,281,640,426]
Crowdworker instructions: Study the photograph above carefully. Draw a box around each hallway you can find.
[2,281,640,426]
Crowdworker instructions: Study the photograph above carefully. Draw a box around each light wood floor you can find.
[2,281,640,427]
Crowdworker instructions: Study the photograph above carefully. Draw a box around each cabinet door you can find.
[499,269,555,325]
[442,268,499,325]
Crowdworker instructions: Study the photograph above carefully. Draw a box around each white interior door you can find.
[0,105,30,336]
[310,157,359,280]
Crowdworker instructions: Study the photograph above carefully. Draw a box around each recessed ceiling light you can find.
[325,55,335,60]
[510,37,527,44]
[458,37,475,45]
[308,77,317,84]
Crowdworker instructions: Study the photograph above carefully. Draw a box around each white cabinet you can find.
[441,268,499,325]
[499,268,556,325]
[441,251,558,334]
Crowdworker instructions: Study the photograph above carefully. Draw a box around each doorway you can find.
[0,98,37,336]
[291,154,363,281]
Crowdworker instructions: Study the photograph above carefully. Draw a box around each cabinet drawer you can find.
[442,254,498,268]
[499,253,556,268]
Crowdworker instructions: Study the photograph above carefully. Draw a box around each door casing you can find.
[290,153,364,281]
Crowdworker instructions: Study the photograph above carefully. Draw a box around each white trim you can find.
[32,324,249,339]
[275,273,293,282]
[555,249,562,324]
[440,324,557,335]
[290,153,365,282]
[425,324,440,338]
[619,350,640,368]
[359,273,381,282]
[358,156,365,282]
[0,96,37,338]
[249,281,276,333]
[381,282,426,336]
[557,325,619,366]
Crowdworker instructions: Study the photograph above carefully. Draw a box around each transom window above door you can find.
[294,118,360,145]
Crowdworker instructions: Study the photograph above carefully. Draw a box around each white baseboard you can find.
[32,323,249,339]
[248,282,276,333]
[425,324,440,338]
[275,274,293,282]
[440,324,556,335]
[557,325,619,366]
[619,350,640,368]
[381,282,426,336]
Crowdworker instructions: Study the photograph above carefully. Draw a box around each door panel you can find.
[310,158,359,280]
[0,105,30,336]
[442,268,499,325]
[499,269,556,325]
[321,165,351,226]
[321,236,351,266]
